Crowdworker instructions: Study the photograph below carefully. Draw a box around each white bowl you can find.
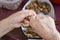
[22,0,55,19]
[22,0,55,40]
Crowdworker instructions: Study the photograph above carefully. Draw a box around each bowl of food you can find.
[23,0,55,18]
[22,0,55,40]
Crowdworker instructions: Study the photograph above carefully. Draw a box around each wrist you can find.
[0,18,15,37]
[45,30,60,40]
[0,18,15,29]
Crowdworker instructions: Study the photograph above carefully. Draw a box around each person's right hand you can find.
[0,10,36,38]
[4,10,36,28]
[29,15,60,40]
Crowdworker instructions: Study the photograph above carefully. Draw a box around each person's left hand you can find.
[29,15,59,40]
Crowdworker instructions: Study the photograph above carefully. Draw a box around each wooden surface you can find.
[0,0,60,40]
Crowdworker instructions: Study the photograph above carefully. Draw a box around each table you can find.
[0,0,60,40]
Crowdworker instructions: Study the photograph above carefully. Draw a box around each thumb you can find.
[19,10,36,22]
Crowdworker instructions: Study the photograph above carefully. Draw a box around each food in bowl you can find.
[25,0,51,14]
[23,25,40,38]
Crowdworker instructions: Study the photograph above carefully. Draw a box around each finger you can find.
[21,23,29,27]
[24,10,36,16]
[29,16,37,27]
[20,10,37,18]
[21,19,30,27]
[22,19,29,24]
[30,16,36,23]
[19,10,37,22]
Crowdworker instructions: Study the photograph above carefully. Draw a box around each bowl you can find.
[22,0,55,40]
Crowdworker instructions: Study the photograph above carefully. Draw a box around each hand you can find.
[4,10,36,28]
[0,10,36,37]
[29,15,60,40]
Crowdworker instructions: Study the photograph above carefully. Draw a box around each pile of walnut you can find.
[23,26,40,38]
[26,0,51,14]
[0,0,22,10]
